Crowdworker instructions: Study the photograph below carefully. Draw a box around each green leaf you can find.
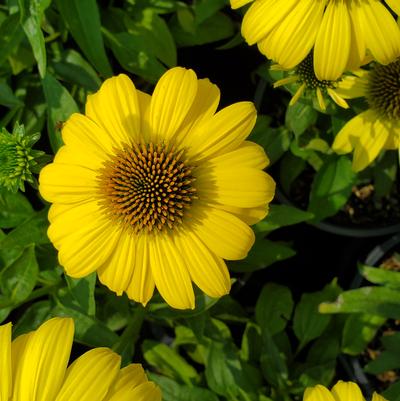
[0,244,38,306]
[319,286,400,319]
[13,300,52,336]
[0,82,23,108]
[241,322,262,363]
[285,101,318,138]
[0,13,24,67]
[42,72,78,152]
[65,273,96,316]
[56,0,112,77]
[341,313,386,355]
[193,0,227,24]
[0,188,34,228]
[254,204,314,233]
[383,381,400,401]
[359,264,400,289]
[230,238,296,272]
[19,0,51,78]
[255,283,293,336]
[279,151,307,195]
[143,340,199,385]
[308,155,355,221]
[293,282,340,349]
[149,374,219,401]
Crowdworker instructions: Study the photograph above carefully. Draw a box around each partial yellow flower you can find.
[0,317,161,401]
[304,381,387,401]
[231,0,400,81]
[39,67,275,310]
[332,59,400,172]
[272,53,349,111]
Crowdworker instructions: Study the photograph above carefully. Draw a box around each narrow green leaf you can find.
[359,263,400,289]
[56,0,112,77]
[42,72,78,152]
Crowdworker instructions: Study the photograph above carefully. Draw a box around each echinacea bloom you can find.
[231,0,400,81]
[0,317,161,401]
[39,67,275,309]
[304,380,386,401]
[332,59,400,172]
[272,53,349,111]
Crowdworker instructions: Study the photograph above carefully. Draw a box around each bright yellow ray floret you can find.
[231,0,400,81]
[39,67,276,310]
[0,317,161,401]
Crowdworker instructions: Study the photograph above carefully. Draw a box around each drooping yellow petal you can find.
[190,206,255,260]
[331,381,365,401]
[98,230,136,296]
[383,123,400,149]
[148,67,198,143]
[335,71,369,99]
[12,318,74,401]
[356,0,400,65]
[386,0,400,15]
[185,101,257,161]
[149,233,194,310]
[176,230,231,298]
[125,234,155,306]
[54,349,120,401]
[314,0,351,80]
[86,74,141,146]
[0,323,12,401]
[327,88,349,109]
[303,385,336,401]
[39,163,98,204]
[242,0,296,45]
[352,116,390,172]
[259,0,325,69]
[230,0,254,10]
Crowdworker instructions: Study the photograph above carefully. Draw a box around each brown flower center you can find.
[98,142,197,233]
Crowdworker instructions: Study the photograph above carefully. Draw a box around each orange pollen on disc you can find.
[98,141,197,233]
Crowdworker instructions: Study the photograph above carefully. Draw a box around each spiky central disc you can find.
[296,53,337,90]
[99,142,196,233]
[367,60,400,121]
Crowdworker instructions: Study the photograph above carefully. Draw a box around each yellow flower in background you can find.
[231,0,400,81]
[332,59,400,172]
[304,380,387,401]
[39,67,275,310]
[272,53,350,111]
[0,317,161,401]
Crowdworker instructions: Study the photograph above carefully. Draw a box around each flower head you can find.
[332,59,400,171]
[39,67,275,309]
[231,0,400,81]
[272,53,349,110]
[304,381,386,401]
[0,317,161,401]
[0,123,46,192]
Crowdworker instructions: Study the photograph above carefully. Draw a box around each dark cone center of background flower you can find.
[367,60,400,121]
[99,142,197,233]
[296,53,337,90]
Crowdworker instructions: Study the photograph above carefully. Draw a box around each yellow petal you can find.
[386,0,400,15]
[125,234,155,306]
[259,0,325,69]
[107,364,147,395]
[55,348,121,401]
[190,206,255,260]
[242,0,297,45]
[303,385,335,401]
[39,163,98,204]
[176,230,231,298]
[371,392,388,401]
[314,0,351,80]
[331,381,365,401]
[11,333,30,389]
[327,88,349,109]
[220,204,269,225]
[98,230,136,296]
[186,101,257,162]
[230,0,253,9]
[85,74,141,146]
[196,165,275,208]
[352,116,390,172]
[346,3,366,70]
[136,89,152,142]
[149,67,198,143]
[356,0,400,65]
[129,382,162,401]
[149,233,195,310]
[383,123,400,149]
[13,318,74,401]
[335,71,369,99]
[0,323,12,401]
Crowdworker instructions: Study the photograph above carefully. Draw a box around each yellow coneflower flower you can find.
[332,59,400,172]
[231,0,400,81]
[39,67,275,310]
[0,317,161,401]
[272,53,349,111]
[304,380,386,401]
